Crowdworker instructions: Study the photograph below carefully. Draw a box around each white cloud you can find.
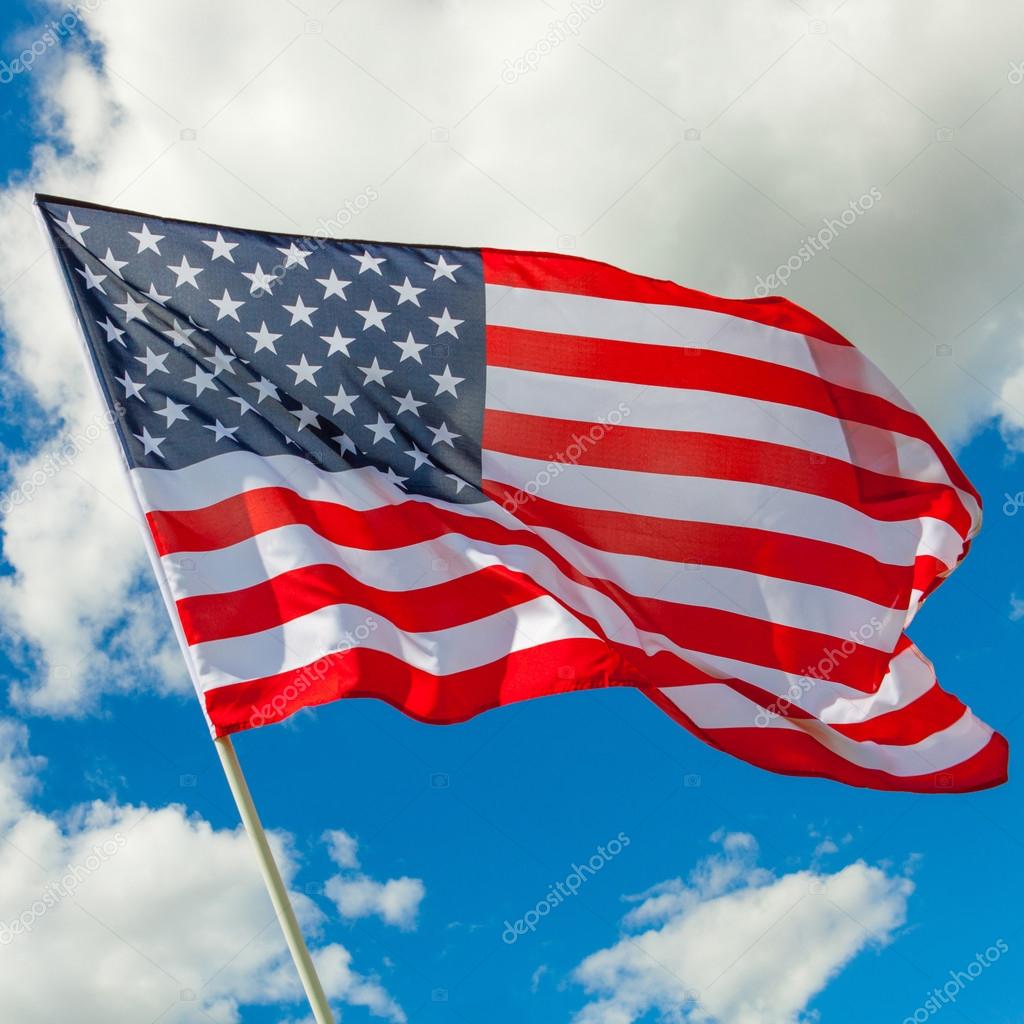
[0,721,404,1023]
[1010,594,1024,620]
[323,828,361,870]
[572,831,912,1024]
[322,829,425,931]
[0,0,1022,712]
[326,875,426,931]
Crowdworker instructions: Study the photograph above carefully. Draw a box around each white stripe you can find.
[132,452,407,513]
[485,283,914,412]
[660,683,993,775]
[166,514,936,723]
[485,365,980,530]
[138,452,954,727]
[814,645,935,726]
[191,594,597,692]
[165,518,904,650]
[481,449,965,570]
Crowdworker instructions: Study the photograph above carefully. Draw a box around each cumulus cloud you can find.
[0,0,1022,713]
[323,827,361,871]
[572,831,912,1024]
[323,829,425,931]
[0,721,404,1023]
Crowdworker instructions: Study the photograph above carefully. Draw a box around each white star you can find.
[156,398,189,426]
[167,256,203,288]
[135,348,169,375]
[429,364,465,397]
[287,354,322,385]
[334,433,358,456]
[325,386,357,415]
[129,223,164,254]
[242,263,277,295]
[357,357,392,387]
[228,396,255,417]
[204,419,239,443]
[355,300,389,331]
[209,288,245,321]
[390,276,425,306]
[185,366,218,396]
[206,346,237,376]
[60,211,89,245]
[163,318,196,348]
[427,420,460,447]
[114,294,149,323]
[425,254,461,281]
[393,332,427,363]
[283,295,318,326]
[445,472,469,493]
[316,269,351,299]
[116,371,145,401]
[203,232,238,261]
[247,321,281,353]
[96,317,125,346]
[429,307,464,338]
[146,282,170,304]
[76,263,107,294]
[133,426,165,456]
[365,413,396,445]
[404,445,431,471]
[381,466,407,488]
[291,404,320,431]
[250,376,279,404]
[392,390,425,417]
[319,327,355,357]
[351,249,386,275]
[277,243,312,268]
[100,248,128,276]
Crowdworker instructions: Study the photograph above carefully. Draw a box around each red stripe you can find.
[149,482,925,616]
[178,561,547,645]
[482,248,852,347]
[828,684,967,746]
[483,479,945,611]
[486,324,979,505]
[147,486,453,556]
[644,687,1008,793]
[161,485,898,689]
[204,638,637,736]
[484,408,972,537]
[202,633,1008,792]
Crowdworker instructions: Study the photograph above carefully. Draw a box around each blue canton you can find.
[39,197,486,504]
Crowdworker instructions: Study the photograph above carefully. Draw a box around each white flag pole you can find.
[214,735,336,1024]
[33,201,335,1024]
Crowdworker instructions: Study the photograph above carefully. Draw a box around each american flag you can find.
[39,195,1007,793]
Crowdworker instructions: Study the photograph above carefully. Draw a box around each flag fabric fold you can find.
[37,194,1008,793]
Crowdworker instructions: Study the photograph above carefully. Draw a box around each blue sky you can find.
[0,3,1023,1023]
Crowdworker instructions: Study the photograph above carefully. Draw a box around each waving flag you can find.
[38,195,1007,793]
